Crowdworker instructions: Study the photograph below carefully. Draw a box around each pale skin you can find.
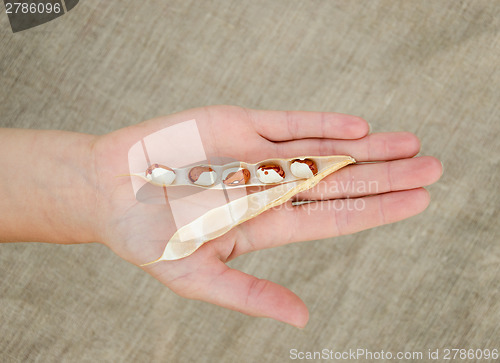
[0,105,442,328]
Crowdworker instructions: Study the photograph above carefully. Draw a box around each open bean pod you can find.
[132,155,354,189]
[140,155,355,265]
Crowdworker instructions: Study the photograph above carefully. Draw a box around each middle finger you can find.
[295,156,442,201]
[275,132,421,162]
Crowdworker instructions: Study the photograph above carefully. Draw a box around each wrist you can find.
[0,129,99,244]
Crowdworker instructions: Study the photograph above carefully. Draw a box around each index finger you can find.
[248,109,370,141]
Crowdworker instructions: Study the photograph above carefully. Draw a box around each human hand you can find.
[90,106,442,328]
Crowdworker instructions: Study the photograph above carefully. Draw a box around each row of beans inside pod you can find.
[145,158,318,187]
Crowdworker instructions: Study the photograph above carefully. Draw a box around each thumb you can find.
[187,260,309,328]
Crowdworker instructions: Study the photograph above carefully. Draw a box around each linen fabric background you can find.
[1,1,499,362]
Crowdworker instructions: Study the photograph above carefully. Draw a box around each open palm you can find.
[91,105,442,328]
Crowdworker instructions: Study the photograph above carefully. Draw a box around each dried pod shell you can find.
[256,164,285,183]
[223,168,251,186]
[290,158,318,178]
[146,164,176,185]
[141,155,356,264]
[188,166,217,186]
